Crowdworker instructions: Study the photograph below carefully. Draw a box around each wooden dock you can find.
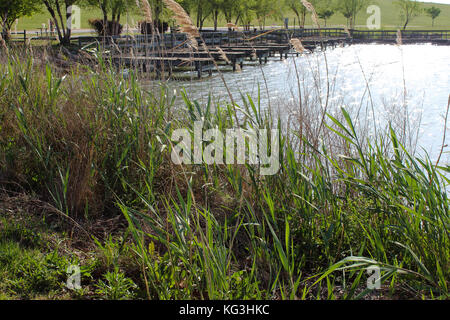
[111,56,215,78]
[350,29,450,45]
[74,27,449,79]
[154,50,247,71]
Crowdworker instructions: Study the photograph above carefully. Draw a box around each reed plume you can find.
[301,0,320,28]
[137,0,153,23]
[396,29,403,45]
[290,38,305,54]
[162,0,200,50]
[216,47,231,64]
[217,47,241,72]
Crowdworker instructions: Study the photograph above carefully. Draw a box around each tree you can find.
[0,0,40,40]
[316,0,334,27]
[184,0,213,30]
[285,0,307,28]
[395,0,421,30]
[220,0,241,26]
[207,0,223,31]
[317,8,334,27]
[254,0,277,30]
[83,0,136,36]
[336,0,366,29]
[425,6,440,27]
[235,0,256,29]
[41,0,80,44]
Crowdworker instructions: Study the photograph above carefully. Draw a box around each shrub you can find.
[139,20,169,34]
[88,19,123,36]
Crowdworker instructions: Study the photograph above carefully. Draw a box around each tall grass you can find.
[0,50,448,299]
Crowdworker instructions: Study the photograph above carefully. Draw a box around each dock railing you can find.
[351,29,450,42]
[7,28,450,48]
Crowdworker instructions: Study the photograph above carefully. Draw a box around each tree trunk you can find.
[295,13,301,29]
[196,3,202,29]
[64,4,73,44]
[213,10,218,31]
[0,10,11,41]
[43,0,64,43]
[55,0,67,40]
[224,11,232,24]
[116,13,121,35]
[1,28,11,41]
[301,11,306,28]
[403,18,409,30]
[200,15,208,31]
[234,14,240,26]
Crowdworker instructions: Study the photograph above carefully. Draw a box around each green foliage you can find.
[95,268,137,299]
[316,0,335,27]
[284,0,308,27]
[0,241,70,298]
[40,0,80,44]
[396,0,422,30]
[336,0,367,28]
[0,0,40,39]
[6,0,450,32]
[0,53,448,300]
[425,6,441,26]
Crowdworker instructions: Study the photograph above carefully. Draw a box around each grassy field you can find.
[12,0,450,33]
[0,46,448,300]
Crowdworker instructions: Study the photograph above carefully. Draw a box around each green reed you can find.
[0,53,448,299]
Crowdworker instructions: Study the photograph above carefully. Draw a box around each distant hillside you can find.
[12,0,450,32]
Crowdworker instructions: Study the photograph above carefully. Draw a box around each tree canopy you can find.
[1,0,445,44]
[0,0,40,39]
[425,6,441,27]
[396,0,422,30]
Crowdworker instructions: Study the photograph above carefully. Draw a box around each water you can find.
[166,44,450,164]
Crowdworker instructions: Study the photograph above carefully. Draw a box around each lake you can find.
[164,44,450,164]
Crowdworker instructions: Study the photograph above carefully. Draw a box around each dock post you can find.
[197,62,202,79]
